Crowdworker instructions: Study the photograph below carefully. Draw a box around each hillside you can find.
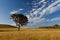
[0,24,17,28]
[39,26,60,29]
[0,24,60,29]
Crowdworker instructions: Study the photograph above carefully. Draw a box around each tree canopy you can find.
[11,13,28,31]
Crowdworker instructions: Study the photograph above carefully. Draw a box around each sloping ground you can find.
[0,24,17,32]
[0,24,17,28]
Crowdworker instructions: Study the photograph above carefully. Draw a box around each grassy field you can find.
[0,25,60,40]
[0,24,60,40]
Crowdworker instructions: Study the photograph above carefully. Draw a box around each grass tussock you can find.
[0,28,60,40]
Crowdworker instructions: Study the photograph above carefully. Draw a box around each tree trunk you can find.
[18,24,20,31]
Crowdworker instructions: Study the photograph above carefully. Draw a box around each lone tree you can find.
[11,13,28,31]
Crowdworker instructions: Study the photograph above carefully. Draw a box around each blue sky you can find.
[0,0,60,27]
[0,0,32,24]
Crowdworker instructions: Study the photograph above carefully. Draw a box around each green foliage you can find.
[11,13,28,31]
[11,14,28,26]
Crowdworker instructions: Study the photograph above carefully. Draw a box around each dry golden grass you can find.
[0,28,60,40]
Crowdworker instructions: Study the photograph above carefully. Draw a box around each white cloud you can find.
[26,15,30,19]
[19,8,23,11]
[39,0,60,18]
[26,0,60,27]
[10,10,18,14]
[38,0,45,4]
[27,0,46,18]
[33,18,46,24]
[28,17,47,26]
[49,4,60,14]
[10,0,60,27]
[51,17,60,21]
[33,4,46,15]
[10,8,23,14]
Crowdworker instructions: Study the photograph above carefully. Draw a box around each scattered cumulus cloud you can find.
[10,8,23,14]
[10,0,60,27]
[10,10,18,14]
[19,9,23,11]
[51,17,60,21]
[39,0,60,18]
[26,0,60,27]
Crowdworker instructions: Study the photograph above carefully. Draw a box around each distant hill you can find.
[39,25,60,29]
[0,24,17,28]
